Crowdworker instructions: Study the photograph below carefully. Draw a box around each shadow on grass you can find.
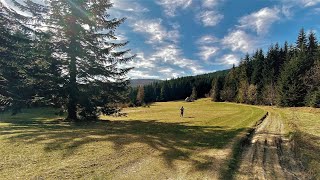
[0,112,245,170]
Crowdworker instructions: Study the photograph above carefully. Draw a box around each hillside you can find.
[129,69,230,104]
[130,79,161,87]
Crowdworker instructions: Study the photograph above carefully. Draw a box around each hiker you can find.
[180,106,184,117]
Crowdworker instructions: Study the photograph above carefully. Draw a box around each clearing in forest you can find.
[0,98,265,179]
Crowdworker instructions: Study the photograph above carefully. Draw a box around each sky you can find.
[2,0,320,80]
[109,0,320,80]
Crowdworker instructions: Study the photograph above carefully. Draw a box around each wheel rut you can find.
[235,111,306,180]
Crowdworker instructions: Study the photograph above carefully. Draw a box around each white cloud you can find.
[128,52,155,69]
[129,70,160,79]
[220,54,240,65]
[289,0,320,7]
[131,18,179,44]
[152,44,207,74]
[222,30,256,53]
[281,5,293,18]
[112,0,149,13]
[278,0,320,11]
[238,7,281,35]
[198,46,219,61]
[156,0,192,17]
[197,35,219,44]
[197,11,224,27]
[128,44,208,79]
[202,0,220,8]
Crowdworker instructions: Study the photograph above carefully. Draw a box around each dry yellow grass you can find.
[0,98,266,179]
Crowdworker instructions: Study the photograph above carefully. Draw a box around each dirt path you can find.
[236,110,305,180]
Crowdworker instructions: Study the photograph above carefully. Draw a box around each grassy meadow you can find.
[274,107,320,179]
[0,98,266,179]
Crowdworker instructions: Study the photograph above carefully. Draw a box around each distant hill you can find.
[130,79,161,87]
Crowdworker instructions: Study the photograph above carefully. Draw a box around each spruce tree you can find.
[44,1,134,120]
[296,28,307,51]
[190,86,197,101]
[222,65,237,102]
[237,58,249,103]
[0,2,44,113]
[210,76,223,102]
[251,49,264,103]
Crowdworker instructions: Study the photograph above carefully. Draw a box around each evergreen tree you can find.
[44,1,134,120]
[306,31,318,69]
[296,28,307,51]
[221,65,237,102]
[159,82,169,101]
[0,2,44,113]
[210,76,223,102]
[278,54,307,106]
[304,60,320,107]
[251,49,264,103]
[190,86,197,101]
[237,58,249,103]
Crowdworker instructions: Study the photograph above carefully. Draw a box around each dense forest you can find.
[0,1,134,120]
[131,29,320,108]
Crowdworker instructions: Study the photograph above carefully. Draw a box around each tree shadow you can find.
[0,114,245,170]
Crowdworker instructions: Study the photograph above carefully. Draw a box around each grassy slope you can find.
[275,107,320,179]
[0,99,265,179]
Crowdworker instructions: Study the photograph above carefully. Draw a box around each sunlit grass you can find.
[0,99,266,179]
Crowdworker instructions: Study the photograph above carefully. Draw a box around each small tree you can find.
[190,86,197,101]
[247,84,258,104]
[211,76,223,102]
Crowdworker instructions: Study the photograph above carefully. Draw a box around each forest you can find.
[131,29,320,108]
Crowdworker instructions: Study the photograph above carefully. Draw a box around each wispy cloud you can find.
[238,7,281,35]
[129,69,160,79]
[202,0,220,8]
[197,35,219,44]
[156,0,192,17]
[197,10,224,27]
[112,0,149,13]
[281,0,320,7]
[220,54,240,65]
[128,44,208,79]
[222,30,257,53]
[198,46,219,61]
[131,18,180,44]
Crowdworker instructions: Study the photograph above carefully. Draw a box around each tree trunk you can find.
[67,38,78,120]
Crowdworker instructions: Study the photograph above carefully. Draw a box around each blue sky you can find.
[109,0,320,79]
[3,0,320,79]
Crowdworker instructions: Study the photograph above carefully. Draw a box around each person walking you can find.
[180,106,184,117]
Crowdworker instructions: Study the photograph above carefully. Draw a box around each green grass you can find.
[0,98,266,179]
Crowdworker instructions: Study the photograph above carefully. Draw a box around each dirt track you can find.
[236,110,305,180]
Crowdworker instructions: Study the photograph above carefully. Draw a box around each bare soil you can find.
[236,110,306,180]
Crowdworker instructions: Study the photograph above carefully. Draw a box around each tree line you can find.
[129,70,229,105]
[0,1,134,120]
[131,29,320,108]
